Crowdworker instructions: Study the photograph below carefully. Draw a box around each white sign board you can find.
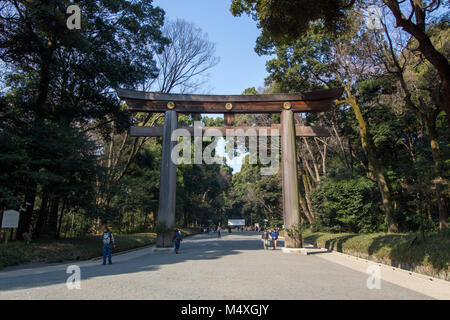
[228,219,245,226]
[2,210,20,228]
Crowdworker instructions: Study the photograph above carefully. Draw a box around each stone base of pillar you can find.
[152,247,175,253]
[281,247,308,255]
[284,234,303,248]
[156,232,173,248]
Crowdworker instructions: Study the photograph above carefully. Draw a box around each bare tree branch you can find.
[146,19,219,94]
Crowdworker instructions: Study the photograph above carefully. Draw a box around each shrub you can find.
[311,176,384,233]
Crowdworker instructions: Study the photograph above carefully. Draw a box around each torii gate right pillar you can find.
[281,109,302,248]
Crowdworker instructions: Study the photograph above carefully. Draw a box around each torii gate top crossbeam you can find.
[116,88,343,113]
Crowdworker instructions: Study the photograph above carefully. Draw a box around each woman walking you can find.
[262,229,269,250]
[172,228,183,254]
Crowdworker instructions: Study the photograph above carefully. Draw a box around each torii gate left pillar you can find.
[156,110,178,247]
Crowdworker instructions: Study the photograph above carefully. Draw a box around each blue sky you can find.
[153,0,271,173]
[153,0,270,95]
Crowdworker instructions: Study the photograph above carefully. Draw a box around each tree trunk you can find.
[42,197,60,239]
[331,121,351,174]
[301,172,316,221]
[33,193,49,238]
[56,200,66,239]
[16,181,37,240]
[69,210,75,237]
[424,116,448,230]
[35,48,55,117]
[348,138,354,175]
[299,191,314,224]
[183,205,188,227]
[345,94,398,232]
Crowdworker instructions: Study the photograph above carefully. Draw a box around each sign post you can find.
[227,219,245,227]
[4,228,9,246]
[2,210,20,246]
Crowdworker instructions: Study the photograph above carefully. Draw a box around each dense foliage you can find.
[0,1,448,242]
[311,175,383,233]
[229,2,449,233]
[0,1,225,239]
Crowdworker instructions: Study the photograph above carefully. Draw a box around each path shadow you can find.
[0,233,263,291]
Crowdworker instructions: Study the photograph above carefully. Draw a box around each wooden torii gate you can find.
[117,88,343,248]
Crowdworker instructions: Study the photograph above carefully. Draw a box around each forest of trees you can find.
[231,0,449,233]
[0,0,448,241]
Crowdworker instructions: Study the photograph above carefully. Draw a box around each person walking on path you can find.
[102,227,115,265]
[217,225,222,238]
[270,229,278,250]
[173,228,183,254]
[262,229,269,250]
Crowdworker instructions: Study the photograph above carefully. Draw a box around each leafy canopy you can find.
[230,0,355,48]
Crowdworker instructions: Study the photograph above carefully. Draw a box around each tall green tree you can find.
[252,15,399,231]
[0,0,168,238]
[368,22,449,229]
